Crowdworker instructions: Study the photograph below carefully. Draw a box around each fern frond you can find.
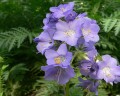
[115,21,120,36]
[0,59,8,96]
[0,27,36,51]
[33,79,61,96]
[102,18,120,35]
[9,63,29,82]
[101,11,120,35]
[96,36,117,50]
[102,18,111,32]
[108,19,117,32]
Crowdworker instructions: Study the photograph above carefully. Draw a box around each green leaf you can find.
[8,38,16,51]
[98,88,108,96]
[9,63,29,82]
[108,19,117,32]
[102,19,112,32]
[115,21,120,35]
[0,57,4,63]
[0,27,35,51]
[70,86,83,96]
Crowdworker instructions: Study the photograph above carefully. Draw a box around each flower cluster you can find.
[34,2,120,95]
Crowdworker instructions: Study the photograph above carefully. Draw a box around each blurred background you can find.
[0,0,120,96]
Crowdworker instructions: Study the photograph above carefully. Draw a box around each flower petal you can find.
[53,30,66,41]
[56,21,69,31]
[57,44,67,55]
[45,49,59,59]
[47,58,56,65]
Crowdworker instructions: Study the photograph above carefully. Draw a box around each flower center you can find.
[54,56,65,64]
[65,30,75,37]
[60,7,65,12]
[82,28,91,36]
[102,67,111,77]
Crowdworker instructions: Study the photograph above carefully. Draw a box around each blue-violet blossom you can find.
[41,65,75,84]
[34,30,54,54]
[45,44,72,68]
[50,2,74,18]
[53,20,81,46]
[97,55,120,84]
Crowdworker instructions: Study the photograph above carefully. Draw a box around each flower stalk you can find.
[65,82,69,96]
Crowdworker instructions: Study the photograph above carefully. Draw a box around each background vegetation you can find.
[0,0,120,96]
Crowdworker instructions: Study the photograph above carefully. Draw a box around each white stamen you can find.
[82,28,91,36]
[65,30,75,37]
[60,7,65,12]
[102,67,111,77]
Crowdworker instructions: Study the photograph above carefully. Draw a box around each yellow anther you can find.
[54,56,65,64]
[54,57,62,64]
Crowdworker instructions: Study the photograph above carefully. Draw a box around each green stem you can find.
[70,51,78,64]
[64,50,79,96]
[65,82,69,96]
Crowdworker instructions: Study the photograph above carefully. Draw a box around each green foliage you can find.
[96,11,120,63]
[0,0,52,30]
[0,57,8,96]
[96,35,117,51]
[3,63,29,96]
[0,27,36,51]
[98,89,108,96]
[101,12,120,35]
[70,86,83,96]
[8,63,29,82]
[0,57,4,63]
[33,79,63,96]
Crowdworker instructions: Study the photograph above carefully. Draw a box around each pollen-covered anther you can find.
[65,30,75,37]
[54,56,65,64]
[54,57,62,64]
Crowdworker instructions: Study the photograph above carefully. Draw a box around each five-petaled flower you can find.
[45,44,72,68]
[50,2,74,18]
[34,30,54,54]
[97,55,120,84]
[53,20,81,46]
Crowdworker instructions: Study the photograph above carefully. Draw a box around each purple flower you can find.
[86,48,98,61]
[76,16,100,43]
[97,55,120,84]
[45,44,72,68]
[79,60,98,79]
[78,46,98,79]
[43,13,58,29]
[34,29,55,54]
[41,65,75,84]
[74,13,87,26]
[81,17,100,43]
[50,2,74,18]
[78,77,99,95]
[77,37,96,51]
[79,60,92,76]
[64,10,77,22]
[53,20,81,46]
